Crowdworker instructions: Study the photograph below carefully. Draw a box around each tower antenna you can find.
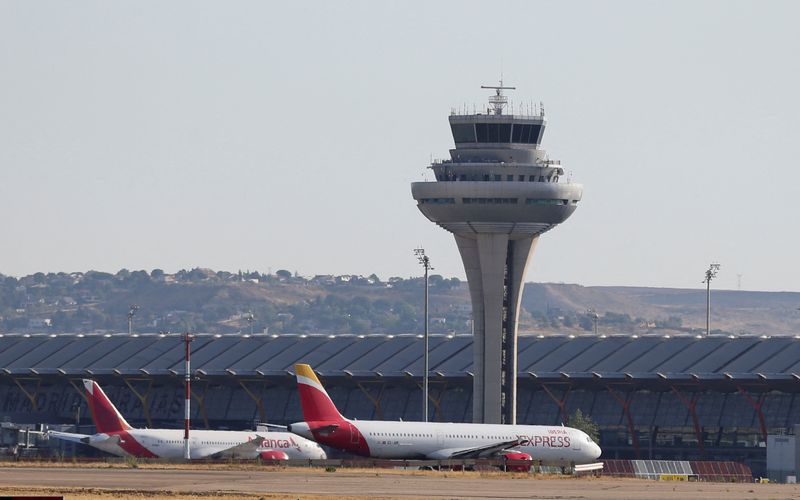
[481,79,516,115]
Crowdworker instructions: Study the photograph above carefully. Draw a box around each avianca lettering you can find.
[517,434,571,448]
[263,439,292,449]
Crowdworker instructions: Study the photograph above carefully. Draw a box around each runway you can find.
[0,466,796,499]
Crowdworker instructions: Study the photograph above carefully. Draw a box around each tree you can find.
[656,316,683,329]
[570,409,599,443]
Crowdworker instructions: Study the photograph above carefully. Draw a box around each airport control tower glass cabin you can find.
[411,83,583,425]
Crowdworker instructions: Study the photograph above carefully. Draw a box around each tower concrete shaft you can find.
[456,234,538,424]
[411,84,582,424]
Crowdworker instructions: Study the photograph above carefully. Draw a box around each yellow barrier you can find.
[659,474,688,481]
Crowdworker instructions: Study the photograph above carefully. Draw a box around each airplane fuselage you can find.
[82,429,325,459]
[290,419,601,465]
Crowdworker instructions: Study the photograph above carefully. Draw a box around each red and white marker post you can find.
[183,332,194,460]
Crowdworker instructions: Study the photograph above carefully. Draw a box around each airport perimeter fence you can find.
[602,459,753,482]
[0,455,558,473]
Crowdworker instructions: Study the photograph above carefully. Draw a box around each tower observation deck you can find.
[411,83,583,424]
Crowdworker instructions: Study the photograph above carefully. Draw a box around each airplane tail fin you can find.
[82,379,133,433]
[295,364,344,422]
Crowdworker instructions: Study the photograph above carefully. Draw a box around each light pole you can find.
[702,264,720,336]
[588,308,599,335]
[245,311,255,335]
[414,247,433,422]
[127,305,139,335]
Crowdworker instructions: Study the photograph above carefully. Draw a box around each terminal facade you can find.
[1,333,798,475]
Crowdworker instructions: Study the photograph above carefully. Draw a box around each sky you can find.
[1,1,799,292]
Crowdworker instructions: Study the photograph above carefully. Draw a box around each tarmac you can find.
[1,466,799,499]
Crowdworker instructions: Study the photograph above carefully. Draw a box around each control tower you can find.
[411,83,583,424]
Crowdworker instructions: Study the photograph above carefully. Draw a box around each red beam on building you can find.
[737,386,768,442]
[541,384,571,425]
[607,385,641,459]
[670,386,706,457]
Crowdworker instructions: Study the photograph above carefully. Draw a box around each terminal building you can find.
[1,332,799,475]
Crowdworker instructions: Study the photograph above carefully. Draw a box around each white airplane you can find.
[48,379,326,460]
[288,364,601,467]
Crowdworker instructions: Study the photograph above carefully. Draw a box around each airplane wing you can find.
[210,435,266,459]
[425,437,522,460]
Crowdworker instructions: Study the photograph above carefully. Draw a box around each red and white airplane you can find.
[288,364,601,466]
[49,379,326,460]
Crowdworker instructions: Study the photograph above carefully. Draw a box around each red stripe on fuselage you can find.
[111,431,158,458]
[308,420,370,457]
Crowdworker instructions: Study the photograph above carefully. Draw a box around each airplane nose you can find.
[592,443,602,460]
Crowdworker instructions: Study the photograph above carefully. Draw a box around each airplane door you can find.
[435,430,444,446]
[571,433,581,451]
[350,424,360,445]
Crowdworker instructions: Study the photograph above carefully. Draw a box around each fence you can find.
[602,459,752,482]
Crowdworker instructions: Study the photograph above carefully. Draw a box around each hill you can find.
[1,269,797,336]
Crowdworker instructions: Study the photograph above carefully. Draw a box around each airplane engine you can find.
[503,452,532,472]
[259,450,289,461]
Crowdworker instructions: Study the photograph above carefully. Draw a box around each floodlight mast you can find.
[414,247,433,422]
[702,264,721,336]
[588,309,599,335]
[246,311,255,335]
[127,305,140,335]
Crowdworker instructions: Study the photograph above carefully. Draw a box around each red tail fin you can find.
[295,364,344,422]
[83,379,132,433]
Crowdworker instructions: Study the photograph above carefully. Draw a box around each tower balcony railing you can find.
[431,158,562,166]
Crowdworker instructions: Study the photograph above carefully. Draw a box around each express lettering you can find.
[517,434,571,448]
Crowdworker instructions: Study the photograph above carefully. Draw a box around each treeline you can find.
[528,308,684,333]
[0,268,465,335]
[0,268,707,336]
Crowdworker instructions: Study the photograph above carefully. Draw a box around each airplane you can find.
[288,364,601,467]
[48,379,326,460]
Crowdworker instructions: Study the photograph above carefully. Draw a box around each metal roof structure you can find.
[2,333,799,389]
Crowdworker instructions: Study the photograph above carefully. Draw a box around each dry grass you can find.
[0,460,552,479]
[0,487,412,500]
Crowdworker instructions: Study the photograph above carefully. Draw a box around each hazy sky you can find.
[2,1,799,292]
